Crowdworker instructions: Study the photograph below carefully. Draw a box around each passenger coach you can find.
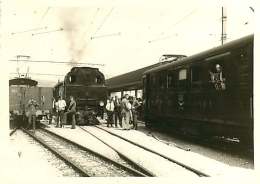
[143,35,253,143]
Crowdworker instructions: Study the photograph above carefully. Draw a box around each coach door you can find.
[205,52,231,121]
[143,74,150,112]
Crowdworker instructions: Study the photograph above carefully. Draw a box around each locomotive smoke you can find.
[59,9,89,66]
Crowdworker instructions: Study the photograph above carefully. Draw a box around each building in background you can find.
[106,55,186,98]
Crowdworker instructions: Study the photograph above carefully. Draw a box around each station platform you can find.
[41,123,122,163]
[40,119,254,177]
[95,125,254,177]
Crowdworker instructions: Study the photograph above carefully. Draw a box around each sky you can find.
[3,0,255,87]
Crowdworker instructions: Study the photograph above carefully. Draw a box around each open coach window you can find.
[208,63,226,90]
[205,52,230,91]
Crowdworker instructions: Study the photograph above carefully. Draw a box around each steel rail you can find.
[21,128,90,176]
[10,128,19,136]
[40,127,147,177]
[79,126,155,177]
[149,125,253,155]
[93,125,210,177]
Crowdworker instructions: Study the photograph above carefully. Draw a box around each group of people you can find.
[23,95,77,130]
[105,94,141,130]
[25,93,142,131]
[52,95,77,129]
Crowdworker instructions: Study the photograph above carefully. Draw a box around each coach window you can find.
[191,66,200,81]
[151,74,156,88]
[167,73,173,88]
[191,66,203,88]
[167,70,177,88]
[158,72,167,89]
[178,69,187,89]
[208,63,226,90]
[179,69,187,80]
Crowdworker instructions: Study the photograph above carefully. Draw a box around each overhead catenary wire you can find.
[92,7,114,36]
[148,8,197,43]
[11,27,47,35]
[148,33,179,43]
[32,28,64,36]
[9,59,105,66]
[91,32,121,39]
[77,8,101,52]
[169,9,197,29]
[82,8,100,38]
[11,7,50,36]
[9,72,64,77]
[40,7,51,22]
[77,7,115,53]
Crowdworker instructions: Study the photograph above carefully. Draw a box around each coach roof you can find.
[144,34,253,75]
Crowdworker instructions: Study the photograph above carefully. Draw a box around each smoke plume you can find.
[59,8,89,66]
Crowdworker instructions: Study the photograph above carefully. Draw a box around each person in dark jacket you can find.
[114,96,122,127]
[132,97,140,130]
[26,98,39,131]
[64,96,76,129]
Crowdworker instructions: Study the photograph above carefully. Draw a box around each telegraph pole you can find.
[221,6,227,45]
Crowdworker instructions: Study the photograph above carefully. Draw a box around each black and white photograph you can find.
[1,0,259,183]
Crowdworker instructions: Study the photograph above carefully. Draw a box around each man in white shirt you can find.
[106,97,115,127]
[56,96,66,128]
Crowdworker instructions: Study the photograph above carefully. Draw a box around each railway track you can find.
[146,125,253,158]
[79,125,207,177]
[11,129,81,177]
[22,128,147,177]
[10,127,18,136]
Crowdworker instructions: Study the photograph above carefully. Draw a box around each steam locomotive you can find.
[53,67,107,125]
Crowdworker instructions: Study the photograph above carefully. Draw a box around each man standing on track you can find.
[64,96,77,129]
[56,96,66,128]
[51,97,58,125]
[26,98,38,131]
